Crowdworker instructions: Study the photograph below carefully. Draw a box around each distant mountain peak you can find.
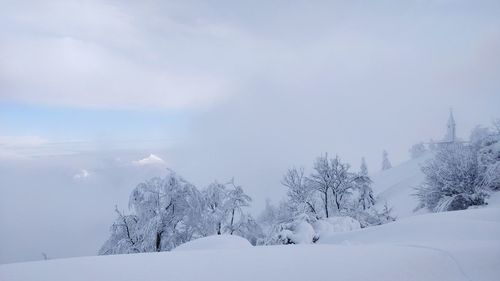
[133,154,166,166]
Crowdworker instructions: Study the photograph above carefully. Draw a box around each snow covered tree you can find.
[416,120,500,212]
[307,154,355,217]
[409,143,427,159]
[382,150,392,170]
[202,181,229,235]
[127,171,205,252]
[415,143,489,212]
[257,199,278,231]
[264,154,397,244]
[355,158,375,210]
[201,179,255,237]
[282,167,318,219]
[473,125,500,191]
[307,154,333,218]
[233,214,264,245]
[379,202,396,223]
[100,170,259,255]
[100,171,206,255]
[225,179,252,235]
[99,207,140,255]
[469,126,491,147]
[493,118,500,134]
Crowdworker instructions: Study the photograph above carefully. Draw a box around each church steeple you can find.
[445,109,456,142]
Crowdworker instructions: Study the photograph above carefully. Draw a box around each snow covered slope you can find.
[2,193,499,281]
[319,198,500,281]
[173,235,251,252]
[371,153,432,218]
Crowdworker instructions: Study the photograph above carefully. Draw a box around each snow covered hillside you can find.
[319,195,500,280]
[371,153,432,218]
[172,235,252,252]
[2,192,499,281]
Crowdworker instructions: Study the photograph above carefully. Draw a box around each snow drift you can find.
[173,235,252,252]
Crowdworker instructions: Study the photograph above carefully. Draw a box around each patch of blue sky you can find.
[0,102,190,151]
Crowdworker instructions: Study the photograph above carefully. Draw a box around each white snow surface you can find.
[172,235,252,252]
[2,193,499,281]
[371,153,432,218]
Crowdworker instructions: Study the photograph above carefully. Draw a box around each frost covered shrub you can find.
[347,203,395,228]
[416,143,489,212]
[476,134,500,191]
[312,216,361,239]
[265,214,365,245]
[409,143,427,159]
[264,214,317,245]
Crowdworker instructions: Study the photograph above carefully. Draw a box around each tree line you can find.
[100,153,394,254]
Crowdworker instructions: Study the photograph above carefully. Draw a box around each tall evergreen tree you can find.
[382,150,392,170]
[356,158,375,210]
